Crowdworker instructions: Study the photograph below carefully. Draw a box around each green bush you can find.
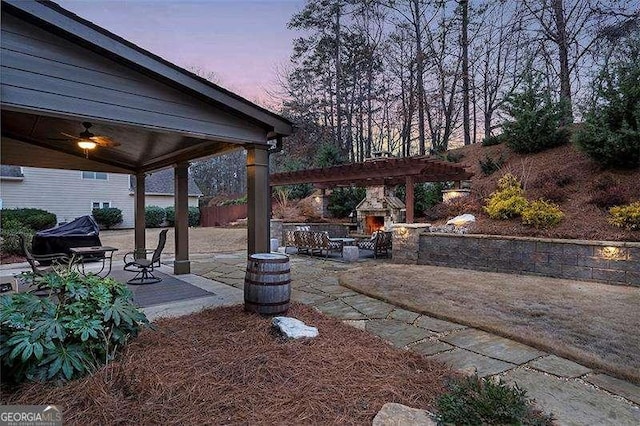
[521,199,565,229]
[479,154,505,176]
[396,183,444,216]
[0,218,33,256]
[502,70,570,154]
[482,133,507,146]
[218,195,247,206]
[164,206,200,227]
[609,201,640,230]
[574,40,640,169]
[484,173,529,219]
[92,207,123,229]
[145,206,166,228]
[328,187,366,218]
[1,208,57,231]
[0,267,148,384]
[436,375,554,425]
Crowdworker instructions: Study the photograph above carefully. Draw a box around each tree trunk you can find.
[461,0,471,145]
[413,0,426,155]
[551,0,573,123]
[335,3,344,148]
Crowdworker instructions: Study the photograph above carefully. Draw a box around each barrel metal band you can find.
[244,278,291,286]
[246,269,291,275]
[249,257,290,264]
[245,300,290,307]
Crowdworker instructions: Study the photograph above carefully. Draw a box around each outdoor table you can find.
[328,237,356,246]
[70,246,118,278]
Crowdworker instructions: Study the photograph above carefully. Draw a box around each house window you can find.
[82,171,108,180]
[92,201,111,209]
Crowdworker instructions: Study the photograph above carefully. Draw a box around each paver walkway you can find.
[194,251,640,426]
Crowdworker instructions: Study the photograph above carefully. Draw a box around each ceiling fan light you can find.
[77,140,97,150]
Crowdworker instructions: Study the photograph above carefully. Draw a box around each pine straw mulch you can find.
[444,143,640,241]
[2,303,454,425]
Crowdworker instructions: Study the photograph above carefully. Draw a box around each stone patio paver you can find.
[291,290,331,306]
[528,355,591,378]
[429,348,516,377]
[586,374,640,405]
[388,308,420,323]
[503,368,640,425]
[415,315,467,333]
[410,340,454,356]
[311,284,359,298]
[314,299,367,320]
[342,294,395,319]
[441,328,545,364]
[365,320,435,348]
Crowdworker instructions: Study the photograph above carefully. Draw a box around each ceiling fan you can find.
[49,122,121,157]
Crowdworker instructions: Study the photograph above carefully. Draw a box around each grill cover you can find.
[32,215,102,258]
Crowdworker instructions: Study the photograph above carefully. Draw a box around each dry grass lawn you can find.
[100,227,247,259]
[2,304,452,425]
[340,264,640,383]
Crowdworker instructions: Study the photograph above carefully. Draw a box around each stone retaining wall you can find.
[417,233,640,286]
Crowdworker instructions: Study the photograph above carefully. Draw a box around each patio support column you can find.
[174,162,190,274]
[246,144,270,255]
[134,172,146,256]
[405,175,414,224]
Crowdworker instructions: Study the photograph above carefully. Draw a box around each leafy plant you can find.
[484,173,529,219]
[0,218,33,256]
[502,69,570,154]
[145,206,166,228]
[609,201,640,230]
[445,152,464,163]
[218,195,248,206]
[92,207,123,229]
[1,208,57,231]
[165,206,200,227]
[436,375,554,425]
[396,183,444,216]
[481,133,507,146]
[479,154,505,176]
[522,199,565,229]
[575,38,640,169]
[328,187,366,218]
[0,267,148,384]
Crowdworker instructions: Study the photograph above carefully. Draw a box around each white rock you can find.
[372,403,436,426]
[446,214,476,227]
[272,317,319,339]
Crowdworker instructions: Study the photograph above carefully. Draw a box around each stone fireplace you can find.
[355,186,405,234]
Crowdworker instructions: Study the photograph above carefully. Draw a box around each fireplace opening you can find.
[365,215,385,234]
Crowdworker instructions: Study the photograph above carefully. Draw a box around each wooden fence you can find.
[200,204,247,227]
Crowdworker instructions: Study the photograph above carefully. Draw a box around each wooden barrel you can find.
[244,253,291,315]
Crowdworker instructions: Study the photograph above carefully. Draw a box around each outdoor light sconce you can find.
[77,139,97,157]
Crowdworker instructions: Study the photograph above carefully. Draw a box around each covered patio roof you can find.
[270,156,473,188]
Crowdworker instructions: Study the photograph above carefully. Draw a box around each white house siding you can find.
[1,167,198,228]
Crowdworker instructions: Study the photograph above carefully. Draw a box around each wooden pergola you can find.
[270,156,472,223]
[1,0,293,273]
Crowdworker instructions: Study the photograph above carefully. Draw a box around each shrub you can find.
[328,187,366,218]
[1,208,57,231]
[425,196,483,221]
[539,181,567,203]
[502,70,570,154]
[445,152,464,163]
[481,133,506,146]
[145,206,166,228]
[522,199,565,229]
[436,375,554,425]
[218,195,247,206]
[92,207,123,229]
[484,173,529,219]
[592,174,617,191]
[0,267,148,384]
[188,207,200,226]
[479,154,505,176]
[609,202,640,230]
[397,183,444,216]
[0,218,33,256]
[589,186,629,209]
[574,39,640,169]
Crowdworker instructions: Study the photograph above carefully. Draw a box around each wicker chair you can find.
[357,231,392,259]
[123,229,168,285]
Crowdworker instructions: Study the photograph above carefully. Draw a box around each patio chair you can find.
[357,231,392,259]
[19,233,70,288]
[123,229,168,285]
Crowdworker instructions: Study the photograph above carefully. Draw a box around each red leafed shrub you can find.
[539,181,568,203]
[425,196,483,221]
[589,186,629,209]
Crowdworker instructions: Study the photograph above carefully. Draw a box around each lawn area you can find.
[2,304,452,424]
[99,227,247,259]
[340,264,640,384]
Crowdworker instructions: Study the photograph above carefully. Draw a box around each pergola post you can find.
[405,175,414,224]
[246,144,270,255]
[174,162,190,274]
[134,172,146,257]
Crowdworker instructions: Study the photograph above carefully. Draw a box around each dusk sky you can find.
[57,0,305,106]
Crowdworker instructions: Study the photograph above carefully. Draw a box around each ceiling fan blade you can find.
[60,132,81,140]
[47,137,74,141]
[90,135,120,147]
